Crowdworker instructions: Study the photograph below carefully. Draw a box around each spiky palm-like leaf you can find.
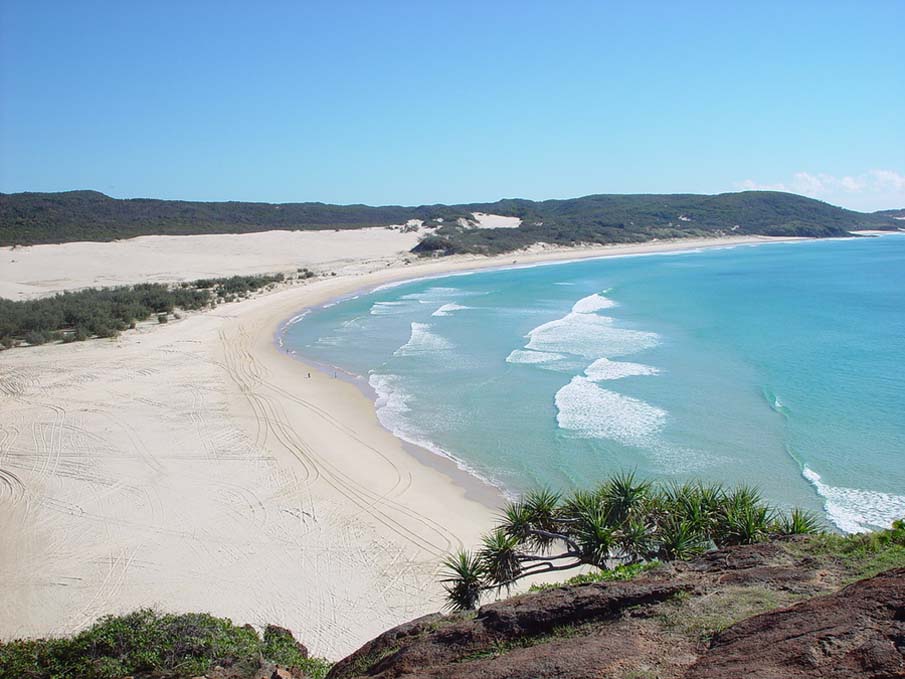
[617,517,657,563]
[774,507,822,535]
[573,507,615,567]
[601,471,651,526]
[479,529,522,590]
[559,489,602,523]
[725,485,765,511]
[498,501,533,541]
[696,482,728,514]
[670,485,712,537]
[719,502,775,546]
[441,550,485,611]
[521,487,563,550]
[658,518,707,561]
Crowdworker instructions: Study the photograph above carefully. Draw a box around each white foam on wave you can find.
[521,289,658,359]
[432,303,471,317]
[555,376,667,445]
[526,312,659,359]
[341,316,366,329]
[394,322,453,356]
[584,357,660,381]
[506,349,567,365]
[802,466,905,534]
[370,373,412,431]
[368,372,517,500]
[283,310,309,327]
[400,286,462,302]
[571,293,617,314]
[370,301,412,316]
[278,311,310,347]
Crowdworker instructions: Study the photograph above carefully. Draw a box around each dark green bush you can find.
[0,609,332,679]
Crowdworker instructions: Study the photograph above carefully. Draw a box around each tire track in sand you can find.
[218,324,463,557]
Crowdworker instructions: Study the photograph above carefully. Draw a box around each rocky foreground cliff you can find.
[2,532,903,678]
[328,537,904,679]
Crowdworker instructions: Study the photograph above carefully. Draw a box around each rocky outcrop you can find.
[686,567,905,678]
[328,541,905,679]
[328,581,689,679]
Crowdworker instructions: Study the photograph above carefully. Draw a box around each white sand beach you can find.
[0,231,801,657]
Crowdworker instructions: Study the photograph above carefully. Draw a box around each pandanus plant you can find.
[441,472,823,611]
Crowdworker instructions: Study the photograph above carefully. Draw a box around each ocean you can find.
[281,235,905,533]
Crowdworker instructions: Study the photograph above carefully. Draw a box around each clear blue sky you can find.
[1,1,903,210]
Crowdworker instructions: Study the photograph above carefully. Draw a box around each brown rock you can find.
[685,567,905,678]
[326,542,903,679]
[476,579,690,636]
[327,581,687,678]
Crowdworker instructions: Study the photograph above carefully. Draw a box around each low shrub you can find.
[0,609,332,679]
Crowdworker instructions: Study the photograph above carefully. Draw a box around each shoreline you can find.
[265,234,812,509]
[0,233,810,657]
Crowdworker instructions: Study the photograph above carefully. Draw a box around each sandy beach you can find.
[0,231,802,657]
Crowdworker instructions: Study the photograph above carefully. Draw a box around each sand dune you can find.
[0,227,423,299]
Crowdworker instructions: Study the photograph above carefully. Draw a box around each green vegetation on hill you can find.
[875,208,905,218]
[0,273,285,348]
[0,609,331,679]
[419,191,900,255]
[1,190,898,251]
[0,190,466,246]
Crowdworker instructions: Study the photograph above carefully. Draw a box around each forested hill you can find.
[0,190,469,245]
[0,189,899,253]
[875,207,905,219]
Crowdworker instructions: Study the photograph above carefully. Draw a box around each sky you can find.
[1,1,903,211]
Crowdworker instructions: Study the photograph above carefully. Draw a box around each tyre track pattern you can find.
[219,325,463,558]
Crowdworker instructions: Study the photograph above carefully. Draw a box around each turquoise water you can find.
[282,236,905,532]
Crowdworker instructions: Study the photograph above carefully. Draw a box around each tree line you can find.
[416,191,900,256]
[2,189,898,249]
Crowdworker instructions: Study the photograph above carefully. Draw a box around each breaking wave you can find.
[370,301,413,316]
[370,373,412,432]
[394,322,453,356]
[520,290,658,359]
[584,358,660,381]
[802,466,905,534]
[555,376,667,445]
[506,349,567,365]
[401,286,464,303]
[369,372,515,499]
[432,303,471,317]
[525,312,659,359]
[571,292,617,314]
[283,310,310,328]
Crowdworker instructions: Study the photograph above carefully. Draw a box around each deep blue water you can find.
[282,235,905,532]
